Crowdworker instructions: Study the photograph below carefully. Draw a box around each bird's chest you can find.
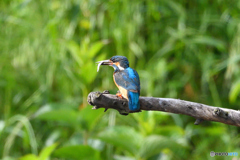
[113,73,128,100]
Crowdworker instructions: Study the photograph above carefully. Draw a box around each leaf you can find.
[36,109,78,126]
[66,40,83,66]
[19,154,38,160]
[80,61,98,83]
[190,36,225,50]
[80,20,91,29]
[53,145,100,160]
[167,1,185,17]
[129,42,143,57]
[171,114,183,127]
[138,135,188,159]
[80,53,107,84]
[34,103,76,118]
[154,125,185,136]
[78,106,104,131]
[229,80,240,103]
[97,126,143,155]
[39,143,58,160]
[89,41,105,58]
[205,126,226,136]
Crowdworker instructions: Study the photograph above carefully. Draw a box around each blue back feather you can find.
[113,67,140,111]
[114,68,140,93]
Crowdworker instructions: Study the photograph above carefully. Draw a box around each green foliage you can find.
[98,126,188,159]
[53,145,100,160]
[98,126,143,155]
[19,143,58,160]
[1,0,240,159]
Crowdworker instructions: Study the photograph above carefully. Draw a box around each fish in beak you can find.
[96,59,113,72]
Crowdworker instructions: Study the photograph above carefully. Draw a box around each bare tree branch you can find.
[87,91,240,127]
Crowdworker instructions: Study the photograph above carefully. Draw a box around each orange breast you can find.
[113,75,128,100]
[118,86,128,100]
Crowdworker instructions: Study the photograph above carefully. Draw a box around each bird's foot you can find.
[116,92,123,99]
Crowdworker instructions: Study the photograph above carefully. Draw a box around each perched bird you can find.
[97,56,140,112]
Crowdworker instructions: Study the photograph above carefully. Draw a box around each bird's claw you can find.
[116,93,123,99]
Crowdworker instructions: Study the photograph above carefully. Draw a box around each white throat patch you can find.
[118,65,125,70]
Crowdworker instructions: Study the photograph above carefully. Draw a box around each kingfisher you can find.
[97,56,140,112]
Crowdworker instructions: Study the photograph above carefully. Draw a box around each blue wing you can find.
[114,67,140,94]
[114,67,140,111]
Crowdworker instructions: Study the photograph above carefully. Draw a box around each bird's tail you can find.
[128,91,140,111]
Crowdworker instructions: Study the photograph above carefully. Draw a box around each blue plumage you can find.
[128,91,140,111]
[114,67,140,111]
[114,68,140,92]
[97,56,141,112]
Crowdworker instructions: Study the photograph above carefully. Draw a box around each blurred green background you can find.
[1,0,240,160]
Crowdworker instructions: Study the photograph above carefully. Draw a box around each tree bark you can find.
[87,91,240,127]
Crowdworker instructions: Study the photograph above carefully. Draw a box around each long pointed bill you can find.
[96,59,113,72]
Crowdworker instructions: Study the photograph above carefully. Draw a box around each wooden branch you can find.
[87,91,240,127]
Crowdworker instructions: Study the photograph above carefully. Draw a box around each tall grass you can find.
[1,0,240,159]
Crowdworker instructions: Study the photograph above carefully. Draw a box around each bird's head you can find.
[97,56,129,71]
